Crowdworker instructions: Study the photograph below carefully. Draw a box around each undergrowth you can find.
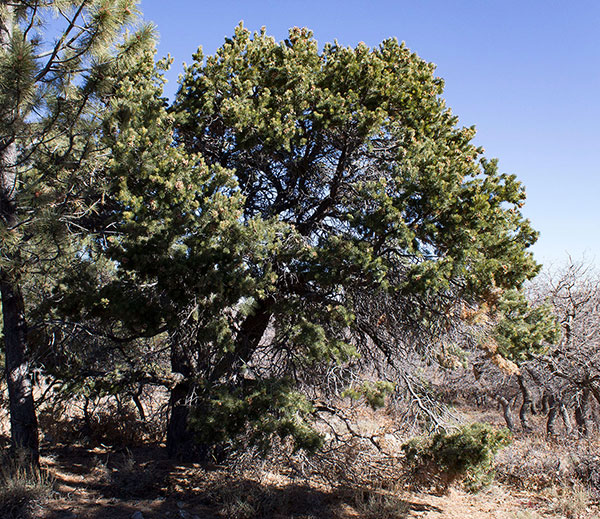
[0,451,53,519]
[402,422,512,492]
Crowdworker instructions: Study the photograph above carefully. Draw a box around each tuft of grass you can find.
[548,483,591,519]
[0,451,53,519]
[350,487,410,519]
[107,450,157,497]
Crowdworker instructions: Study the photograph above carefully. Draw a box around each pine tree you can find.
[62,24,548,460]
[166,25,544,451]
[0,0,152,464]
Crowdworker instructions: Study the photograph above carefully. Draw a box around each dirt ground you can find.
[31,441,598,519]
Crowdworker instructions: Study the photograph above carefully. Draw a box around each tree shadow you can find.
[41,442,444,518]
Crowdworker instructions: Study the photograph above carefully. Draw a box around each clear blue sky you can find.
[140,0,600,268]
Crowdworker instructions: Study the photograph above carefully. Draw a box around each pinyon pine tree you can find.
[59,24,549,460]
[165,24,545,453]
[52,44,310,458]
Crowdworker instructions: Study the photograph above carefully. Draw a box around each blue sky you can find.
[139,0,599,268]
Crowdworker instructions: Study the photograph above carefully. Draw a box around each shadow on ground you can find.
[38,442,442,519]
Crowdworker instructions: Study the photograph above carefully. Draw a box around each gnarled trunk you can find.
[497,395,516,431]
[166,378,196,459]
[165,332,196,459]
[518,374,534,431]
[575,388,592,437]
[546,393,560,436]
[560,401,572,436]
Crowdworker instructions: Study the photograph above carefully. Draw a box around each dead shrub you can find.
[573,449,600,498]
[495,435,600,500]
[495,436,567,490]
[87,401,148,446]
[38,386,167,447]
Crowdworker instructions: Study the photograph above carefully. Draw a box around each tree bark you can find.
[497,396,516,431]
[1,278,39,463]
[209,299,272,383]
[575,388,592,437]
[560,401,573,436]
[517,374,534,431]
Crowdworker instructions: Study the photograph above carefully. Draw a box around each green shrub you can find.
[402,422,511,492]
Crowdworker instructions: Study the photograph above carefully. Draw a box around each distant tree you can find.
[461,260,599,437]
[528,260,600,436]
[0,0,152,464]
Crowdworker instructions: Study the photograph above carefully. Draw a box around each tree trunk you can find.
[518,375,534,431]
[497,396,516,431]
[560,401,573,436]
[1,5,39,461]
[1,139,40,463]
[166,378,197,459]
[166,302,272,460]
[209,299,272,383]
[0,279,39,464]
[165,329,196,460]
[546,393,560,436]
[575,388,592,437]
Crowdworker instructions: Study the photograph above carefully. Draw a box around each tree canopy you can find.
[3,17,552,462]
[62,24,544,456]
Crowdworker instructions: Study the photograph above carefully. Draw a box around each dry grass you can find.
[347,484,411,519]
[546,483,592,519]
[0,451,54,519]
[495,434,600,494]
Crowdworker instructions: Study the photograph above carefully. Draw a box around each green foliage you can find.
[189,379,323,454]
[402,422,512,491]
[343,380,395,409]
[1,0,155,308]
[172,23,541,369]
[491,289,560,362]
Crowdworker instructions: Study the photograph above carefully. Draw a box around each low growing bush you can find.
[402,422,511,492]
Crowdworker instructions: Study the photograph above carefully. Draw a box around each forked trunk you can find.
[166,303,271,460]
[497,396,516,431]
[517,374,534,431]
